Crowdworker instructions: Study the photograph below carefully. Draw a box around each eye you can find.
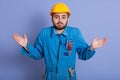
[54,16,59,19]
[62,16,67,19]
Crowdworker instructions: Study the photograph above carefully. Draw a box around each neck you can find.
[57,29,64,34]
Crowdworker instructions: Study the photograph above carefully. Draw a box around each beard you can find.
[53,21,68,30]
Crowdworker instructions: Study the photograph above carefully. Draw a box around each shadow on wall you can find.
[27,13,48,80]
[28,13,49,44]
[17,13,48,80]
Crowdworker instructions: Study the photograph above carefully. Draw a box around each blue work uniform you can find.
[21,26,95,80]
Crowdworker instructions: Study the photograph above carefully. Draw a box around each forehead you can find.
[53,13,68,16]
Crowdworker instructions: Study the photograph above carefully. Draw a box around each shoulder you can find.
[37,26,52,37]
[40,26,52,32]
[38,26,53,34]
[67,26,81,33]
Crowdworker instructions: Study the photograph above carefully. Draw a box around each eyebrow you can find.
[62,15,67,17]
[54,14,67,17]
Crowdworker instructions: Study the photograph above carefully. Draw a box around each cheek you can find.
[63,19,68,24]
[53,18,59,23]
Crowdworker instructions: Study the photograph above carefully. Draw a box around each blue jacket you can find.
[21,26,95,80]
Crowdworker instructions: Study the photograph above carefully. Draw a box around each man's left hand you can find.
[90,36,108,50]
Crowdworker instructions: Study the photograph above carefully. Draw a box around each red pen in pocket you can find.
[68,41,72,51]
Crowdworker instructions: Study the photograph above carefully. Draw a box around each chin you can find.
[54,26,66,30]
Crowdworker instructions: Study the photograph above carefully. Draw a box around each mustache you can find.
[57,22,63,24]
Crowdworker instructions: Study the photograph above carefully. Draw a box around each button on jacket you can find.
[21,26,95,80]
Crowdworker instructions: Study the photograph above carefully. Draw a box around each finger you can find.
[99,38,107,47]
[13,33,17,38]
[13,33,18,40]
[23,33,27,39]
[13,33,22,42]
[13,33,19,36]
[102,37,108,44]
[93,36,99,42]
[13,33,21,40]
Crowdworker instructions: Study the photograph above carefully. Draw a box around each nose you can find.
[58,17,62,22]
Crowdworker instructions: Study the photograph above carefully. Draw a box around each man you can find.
[13,2,107,80]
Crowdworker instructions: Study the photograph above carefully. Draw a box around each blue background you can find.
[0,0,120,80]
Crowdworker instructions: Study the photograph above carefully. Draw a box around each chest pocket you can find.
[61,36,75,57]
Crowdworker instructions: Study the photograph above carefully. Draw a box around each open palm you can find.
[91,36,107,50]
[13,33,28,48]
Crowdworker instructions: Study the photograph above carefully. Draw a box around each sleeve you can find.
[21,32,44,60]
[76,29,95,60]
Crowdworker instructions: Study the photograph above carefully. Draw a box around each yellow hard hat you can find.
[50,2,71,16]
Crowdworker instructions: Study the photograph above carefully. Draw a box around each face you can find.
[52,13,69,30]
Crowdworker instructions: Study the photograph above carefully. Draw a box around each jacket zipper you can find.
[56,35,61,80]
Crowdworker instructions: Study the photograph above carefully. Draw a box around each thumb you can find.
[102,37,108,45]
[23,33,27,39]
[94,36,99,41]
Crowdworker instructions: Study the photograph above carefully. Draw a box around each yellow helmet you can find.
[50,2,71,16]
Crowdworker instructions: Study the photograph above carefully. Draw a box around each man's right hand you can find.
[13,33,28,50]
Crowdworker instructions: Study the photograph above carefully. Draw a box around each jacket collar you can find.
[51,26,68,37]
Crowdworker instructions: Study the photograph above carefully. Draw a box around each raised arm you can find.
[13,33,28,51]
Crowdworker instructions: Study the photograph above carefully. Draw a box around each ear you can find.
[51,16,54,23]
[67,17,70,22]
